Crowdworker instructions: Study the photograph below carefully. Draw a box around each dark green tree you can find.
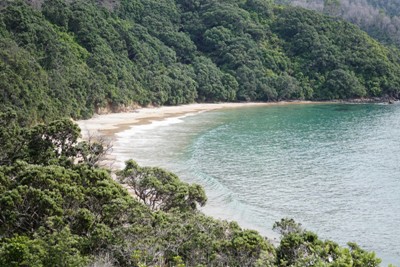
[117,160,207,211]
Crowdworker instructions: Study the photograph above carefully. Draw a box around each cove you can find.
[113,103,400,266]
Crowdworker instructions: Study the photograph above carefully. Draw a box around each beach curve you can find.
[76,101,320,139]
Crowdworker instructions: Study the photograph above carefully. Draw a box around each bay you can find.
[113,103,400,266]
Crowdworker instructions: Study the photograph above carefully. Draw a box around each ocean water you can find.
[113,103,400,265]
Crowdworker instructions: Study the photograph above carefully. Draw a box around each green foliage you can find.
[0,228,90,267]
[0,110,111,168]
[0,37,55,125]
[273,218,382,267]
[117,160,207,211]
[24,119,81,165]
[348,242,382,267]
[279,0,400,48]
[0,118,386,266]
[0,235,45,267]
[2,118,383,266]
[273,7,400,99]
[193,56,238,102]
[0,1,396,265]
[321,69,366,99]
[0,109,25,165]
[0,119,279,266]
[273,218,303,236]
[2,0,400,124]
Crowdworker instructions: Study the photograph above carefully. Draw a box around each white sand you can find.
[75,101,322,173]
[76,101,318,138]
[76,101,320,241]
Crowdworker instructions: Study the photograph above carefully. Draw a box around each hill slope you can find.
[278,0,400,47]
[0,1,393,265]
[1,0,400,124]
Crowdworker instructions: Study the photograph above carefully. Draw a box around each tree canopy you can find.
[278,0,400,48]
[1,0,400,125]
[0,1,398,265]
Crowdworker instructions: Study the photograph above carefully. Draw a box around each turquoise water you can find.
[114,103,400,265]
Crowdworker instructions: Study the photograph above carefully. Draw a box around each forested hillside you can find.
[279,0,400,47]
[0,1,397,265]
[368,0,400,17]
[1,0,400,125]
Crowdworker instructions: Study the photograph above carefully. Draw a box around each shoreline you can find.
[76,101,328,139]
[77,101,313,242]
[75,99,393,245]
[76,99,389,168]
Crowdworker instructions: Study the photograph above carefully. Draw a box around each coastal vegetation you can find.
[0,111,384,266]
[0,0,398,265]
[278,0,400,48]
[1,0,400,125]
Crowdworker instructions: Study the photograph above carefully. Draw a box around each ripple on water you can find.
[113,103,400,266]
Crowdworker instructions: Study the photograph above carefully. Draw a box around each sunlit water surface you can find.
[114,103,400,265]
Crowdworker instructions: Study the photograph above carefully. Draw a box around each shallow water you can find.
[114,103,400,265]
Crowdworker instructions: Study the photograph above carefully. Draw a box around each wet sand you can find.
[76,101,320,139]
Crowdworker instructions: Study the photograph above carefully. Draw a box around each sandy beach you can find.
[76,100,328,242]
[76,101,326,172]
[76,101,319,139]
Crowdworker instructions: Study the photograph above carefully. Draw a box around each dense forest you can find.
[279,0,400,47]
[0,0,399,266]
[1,0,400,125]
